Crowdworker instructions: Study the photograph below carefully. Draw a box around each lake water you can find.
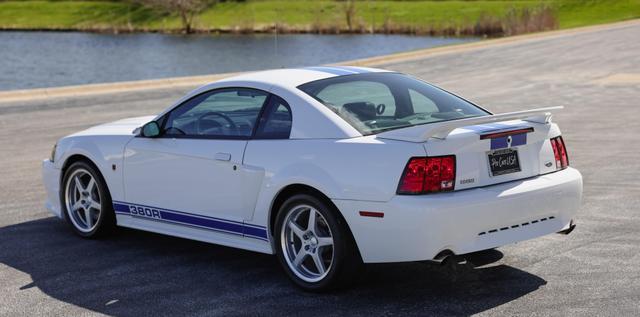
[0,31,478,91]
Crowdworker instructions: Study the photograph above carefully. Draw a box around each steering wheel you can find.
[196,111,237,135]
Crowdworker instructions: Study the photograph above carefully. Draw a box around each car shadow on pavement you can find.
[0,217,546,316]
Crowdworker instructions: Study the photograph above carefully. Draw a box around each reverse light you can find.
[550,136,569,170]
[397,155,456,195]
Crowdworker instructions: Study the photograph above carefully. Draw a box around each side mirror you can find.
[141,121,161,138]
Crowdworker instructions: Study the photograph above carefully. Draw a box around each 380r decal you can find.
[129,205,161,219]
[113,201,268,241]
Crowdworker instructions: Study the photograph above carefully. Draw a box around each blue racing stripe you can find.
[244,225,269,240]
[113,202,129,213]
[116,200,247,225]
[113,201,269,241]
[303,66,356,76]
[330,66,372,74]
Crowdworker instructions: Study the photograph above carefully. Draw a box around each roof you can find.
[217,66,389,88]
[152,66,391,139]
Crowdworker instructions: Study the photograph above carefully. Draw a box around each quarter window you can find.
[255,96,292,139]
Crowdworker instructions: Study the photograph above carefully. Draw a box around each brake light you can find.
[397,158,426,194]
[397,156,456,194]
[557,137,569,168]
[424,157,441,192]
[550,138,561,167]
[550,136,569,170]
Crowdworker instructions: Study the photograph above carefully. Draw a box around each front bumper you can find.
[334,167,583,263]
[42,159,62,218]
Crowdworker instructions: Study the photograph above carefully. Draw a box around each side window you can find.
[255,95,292,139]
[316,81,396,120]
[409,89,438,114]
[163,88,268,138]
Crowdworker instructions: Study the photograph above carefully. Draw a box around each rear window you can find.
[298,73,489,135]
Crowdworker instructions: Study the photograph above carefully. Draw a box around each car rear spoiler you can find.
[376,106,563,142]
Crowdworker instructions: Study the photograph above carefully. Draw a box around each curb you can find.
[0,73,237,104]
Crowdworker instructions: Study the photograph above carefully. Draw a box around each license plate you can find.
[488,148,521,176]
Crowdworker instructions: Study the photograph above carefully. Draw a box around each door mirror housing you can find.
[141,121,161,138]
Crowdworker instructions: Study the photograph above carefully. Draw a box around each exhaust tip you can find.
[557,219,576,235]
[432,250,455,263]
[432,250,469,266]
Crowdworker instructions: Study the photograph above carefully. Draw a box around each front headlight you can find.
[50,143,57,162]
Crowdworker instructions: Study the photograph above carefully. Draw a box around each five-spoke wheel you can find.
[62,161,115,237]
[65,168,101,232]
[281,205,335,283]
[275,194,362,291]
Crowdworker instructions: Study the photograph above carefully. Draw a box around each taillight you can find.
[550,138,561,167]
[557,137,569,167]
[397,158,426,194]
[550,136,569,170]
[397,156,456,195]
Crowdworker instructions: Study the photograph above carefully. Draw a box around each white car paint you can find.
[42,66,582,262]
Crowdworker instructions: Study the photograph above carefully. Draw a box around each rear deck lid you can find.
[378,107,562,190]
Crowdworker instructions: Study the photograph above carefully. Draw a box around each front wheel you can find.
[61,161,115,238]
[275,194,362,291]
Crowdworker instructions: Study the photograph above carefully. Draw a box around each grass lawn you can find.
[556,0,640,28]
[194,1,543,30]
[0,0,638,33]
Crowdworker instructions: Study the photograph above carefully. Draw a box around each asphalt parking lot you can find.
[1,21,639,316]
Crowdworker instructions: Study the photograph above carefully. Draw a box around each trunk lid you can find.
[377,107,561,190]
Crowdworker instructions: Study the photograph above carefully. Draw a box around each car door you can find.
[122,88,269,228]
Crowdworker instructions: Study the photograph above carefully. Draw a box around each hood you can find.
[70,115,156,137]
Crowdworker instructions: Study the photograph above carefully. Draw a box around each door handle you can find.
[215,152,232,161]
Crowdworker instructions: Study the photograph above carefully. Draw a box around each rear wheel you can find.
[61,161,115,238]
[275,194,361,291]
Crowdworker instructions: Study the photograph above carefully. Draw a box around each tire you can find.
[274,193,362,291]
[60,160,116,238]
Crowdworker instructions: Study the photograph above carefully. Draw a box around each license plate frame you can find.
[487,148,521,176]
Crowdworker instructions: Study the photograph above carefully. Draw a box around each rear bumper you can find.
[42,159,63,218]
[334,167,583,263]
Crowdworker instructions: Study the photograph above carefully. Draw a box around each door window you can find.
[163,88,268,138]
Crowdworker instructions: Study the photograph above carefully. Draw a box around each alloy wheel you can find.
[64,168,102,233]
[280,204,335,283]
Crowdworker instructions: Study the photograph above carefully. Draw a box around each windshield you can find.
[298,72,490,135]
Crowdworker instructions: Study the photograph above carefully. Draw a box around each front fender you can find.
[56,135,132,202]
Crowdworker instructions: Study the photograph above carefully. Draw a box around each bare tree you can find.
[136,0,214,33]
[343,0,357,32]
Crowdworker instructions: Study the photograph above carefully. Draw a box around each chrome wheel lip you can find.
[280,204,335,283]
[64,168,101,233]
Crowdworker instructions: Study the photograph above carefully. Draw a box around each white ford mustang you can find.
[42,66,582,291]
